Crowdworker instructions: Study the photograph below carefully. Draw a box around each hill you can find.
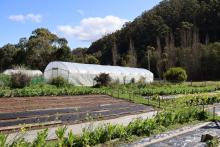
[88,0,220,80]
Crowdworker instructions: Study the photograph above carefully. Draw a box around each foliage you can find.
[85,55,100,64]
[88,0,220,80]
[0,74,11,87]
[164,67,187,83]
[0,82,219,98]
[0,133,8,147]
[94,73,112,87]
[49,76,68,87]
[32,129,48,147]
[11,73,31,88]
[206,137,219,147]
[0,28,74,72]
[139,84,218,96]
[0,105,209,147]
[55,126,67,147]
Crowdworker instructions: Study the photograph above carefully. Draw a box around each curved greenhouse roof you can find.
[44,61,154,86]
[3,69,42,77]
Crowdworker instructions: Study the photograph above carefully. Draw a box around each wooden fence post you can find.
[213,106,216,121]
[118,88,120,98]
[158,96,160,108]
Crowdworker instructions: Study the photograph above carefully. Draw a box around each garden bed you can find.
[0,95,153,129]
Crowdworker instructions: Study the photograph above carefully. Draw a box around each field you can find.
[1,78,220,146]
[0,95,153,129]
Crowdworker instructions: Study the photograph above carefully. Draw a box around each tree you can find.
[111,40,118,66]
[0,44,19,71]
[85,55,100,64]
[26,28,69,71]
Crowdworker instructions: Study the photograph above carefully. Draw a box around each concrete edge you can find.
[6,111,157,143]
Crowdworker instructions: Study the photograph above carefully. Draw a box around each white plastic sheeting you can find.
[3,69,42,77]
[44,61,154,86]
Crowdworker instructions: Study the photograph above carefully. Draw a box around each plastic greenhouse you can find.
[3,69,43,77]
[44,61,154,86]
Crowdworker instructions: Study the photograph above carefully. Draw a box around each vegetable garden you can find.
[0,74,220,146]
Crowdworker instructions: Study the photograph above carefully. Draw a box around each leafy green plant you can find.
[0,74,11,87]
[164,67,187,83]
[206,137,219,147]
[55,126,67,147]
[32,129,48,147]
[67,130,75,147]
[10,138,30,147]
[0,133,8,147]
[49,76,68,87]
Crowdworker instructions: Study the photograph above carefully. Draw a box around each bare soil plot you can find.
[0,95,153,129]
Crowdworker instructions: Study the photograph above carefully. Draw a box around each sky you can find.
[0,0,162,49]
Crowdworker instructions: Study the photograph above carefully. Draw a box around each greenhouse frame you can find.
[44,61,154,86]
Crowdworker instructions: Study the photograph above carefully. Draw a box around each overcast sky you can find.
[0,0,162,48]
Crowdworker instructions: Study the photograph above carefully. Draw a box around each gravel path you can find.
[122,122,220,147]
[149,122,220,147]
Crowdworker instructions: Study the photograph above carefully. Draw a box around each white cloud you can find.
[77,9,84,16]
[8,13,42,23]
[57,15,127,42]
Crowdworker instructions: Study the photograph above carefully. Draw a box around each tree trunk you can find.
[156,36,162,56]
[112,41,118,65]
[205,33,209,45]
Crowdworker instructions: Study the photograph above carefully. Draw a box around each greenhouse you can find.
[44,61,154,86]
[3,69,43,77]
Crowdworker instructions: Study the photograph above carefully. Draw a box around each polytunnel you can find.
[3,69,43,77]
[44,61,154,86]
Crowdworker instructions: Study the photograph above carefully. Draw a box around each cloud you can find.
[77,9,84,16]
[8,13,42,23]
[57,16,127,42]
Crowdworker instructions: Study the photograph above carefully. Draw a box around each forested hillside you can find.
[88,0,220,80]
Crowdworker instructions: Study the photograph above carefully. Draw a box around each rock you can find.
[201,134,214,142]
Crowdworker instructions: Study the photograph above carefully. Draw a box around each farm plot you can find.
[0,95,153,129]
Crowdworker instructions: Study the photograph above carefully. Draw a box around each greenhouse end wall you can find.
[44,61,154,86]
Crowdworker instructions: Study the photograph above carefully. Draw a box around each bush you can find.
[0,74,11,87]
[50,76,68,87]
[164,67,187,83]
[11,73,31,88]
[94,73,111,87]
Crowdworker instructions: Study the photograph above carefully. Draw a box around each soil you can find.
[0,95,153,129]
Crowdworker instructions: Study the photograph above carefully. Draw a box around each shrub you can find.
[50,76,68,87]
[94,73,111,87]
[164,67,187,83]
[11,73,31,88]
[0,74,11,87]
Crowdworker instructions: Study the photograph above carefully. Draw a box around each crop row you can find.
[0,85,106,97]
[138,85,219,96]
[0,106,209,147]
